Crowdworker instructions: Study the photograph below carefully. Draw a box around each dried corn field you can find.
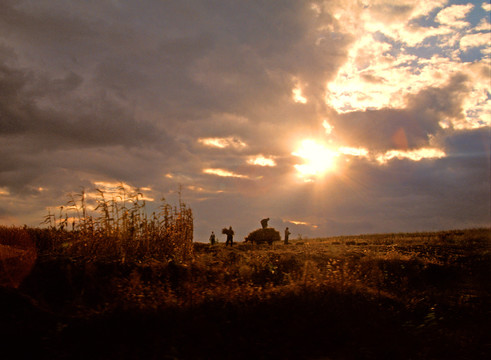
[37,186,193,263]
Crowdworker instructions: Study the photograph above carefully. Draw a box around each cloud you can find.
[324,0,489,135]
[338,147,369,157]
[0,58,166,149]
[292,78,308,103]
[198,137,247,149]
[203,168,249,179]
[475,17,490,31]
[327,0,449,47]
[328,72,470,154]
[0,0,488,240]
[435,4,474,28]
[460,32,490,51]
[376,148,446,164]
[247,156,277,167]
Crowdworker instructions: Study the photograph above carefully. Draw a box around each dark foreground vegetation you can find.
[1,226,490,359]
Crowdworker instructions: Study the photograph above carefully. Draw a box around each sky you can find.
[0,0,489,242]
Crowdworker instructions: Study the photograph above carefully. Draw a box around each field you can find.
[1,227,490,359]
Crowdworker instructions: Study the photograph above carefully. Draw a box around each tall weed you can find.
[40,186,193,262]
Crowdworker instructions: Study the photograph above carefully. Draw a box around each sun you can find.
[292,139,338,180]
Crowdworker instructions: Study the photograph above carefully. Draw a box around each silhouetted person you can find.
[284,227,291,245]
[209,231,216,245]
[225,226,234,246]
[260,218,270,229]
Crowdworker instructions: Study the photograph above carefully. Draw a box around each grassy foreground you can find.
[1,227,490,359]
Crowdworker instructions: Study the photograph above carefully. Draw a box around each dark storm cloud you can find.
[0,58,165,148]
[440,126,490,156]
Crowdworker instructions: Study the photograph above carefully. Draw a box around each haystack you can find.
[244,228,280,245]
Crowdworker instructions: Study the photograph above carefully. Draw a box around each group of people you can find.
[209,219,291,245]
[208,226,234,246]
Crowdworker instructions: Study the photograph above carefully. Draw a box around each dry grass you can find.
[1,212,489,359]
[81,228,489,313]
[36,186,193,262]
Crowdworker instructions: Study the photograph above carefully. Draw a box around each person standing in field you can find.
[225,226,234,246]
[284,227,291,245]
[209,231,216,245]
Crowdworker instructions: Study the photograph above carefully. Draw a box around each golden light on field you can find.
[292,139,339,180]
